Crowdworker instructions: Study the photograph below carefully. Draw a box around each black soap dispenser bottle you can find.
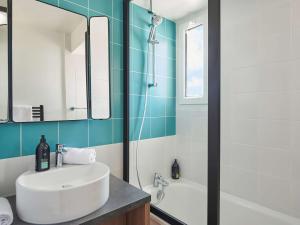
[35,135,50,172]
[172,159,180,179]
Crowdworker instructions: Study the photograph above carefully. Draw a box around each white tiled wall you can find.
[129,136,178,187]
[173,8,208,186]
[129,128,208,188]
[221,0,300,218]
[129,7,209,187]
[175,106,208,185]
[0,144,123,197]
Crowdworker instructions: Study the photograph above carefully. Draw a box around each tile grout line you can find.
[89,8,111,19]
[130,116,176,119]
[130,46,177,61]
[130,23,176,41]
[149,94,152,138]
[20,124,22,156]
[87,0,89,146]
[87,0,89,18]
[57,122,60,143]
[62,0,123,22]
[129,1,136,140]
[111,0,114,144]
[63,0,88,10]
[129,94,176,99]
[165,94,167,136]
[131,70,176,79]
[87,120,90,147]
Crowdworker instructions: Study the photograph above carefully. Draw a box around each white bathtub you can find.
[145,179,300,225]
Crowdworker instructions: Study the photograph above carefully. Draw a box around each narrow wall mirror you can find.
[12,0,88,122]
[0,0,8,123]
[90,17,111,120]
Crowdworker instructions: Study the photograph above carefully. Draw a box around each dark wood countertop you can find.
[8,175,151,225]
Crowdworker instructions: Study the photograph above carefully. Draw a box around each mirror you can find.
[90,17,111,120]
[12,0,88,122]
[0,0,8,123]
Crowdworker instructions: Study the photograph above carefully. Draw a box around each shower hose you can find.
[134,43,165,206]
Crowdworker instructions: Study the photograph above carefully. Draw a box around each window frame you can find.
[179,21,208,105]
[185,24,204,99]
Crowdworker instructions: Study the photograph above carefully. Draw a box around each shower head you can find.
[148,14,163,44]
[152,14,163,26]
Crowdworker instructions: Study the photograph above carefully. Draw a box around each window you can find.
[185,24,204,99]
[178,19,207,105]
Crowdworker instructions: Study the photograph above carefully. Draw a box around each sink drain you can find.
[62,184,73,188]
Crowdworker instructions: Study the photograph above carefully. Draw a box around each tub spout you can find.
[153,173,169,188]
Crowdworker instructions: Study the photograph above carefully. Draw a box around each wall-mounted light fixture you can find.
[0,6,7,26]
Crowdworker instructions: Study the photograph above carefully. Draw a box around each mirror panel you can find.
[12,0,88,122]
[0,0,8,123]
[90,17,111,120]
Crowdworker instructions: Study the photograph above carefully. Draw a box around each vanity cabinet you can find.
[100,203,150,225]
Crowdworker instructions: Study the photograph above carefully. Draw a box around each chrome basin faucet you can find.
[56,144,64,168]
[153,173,169,188]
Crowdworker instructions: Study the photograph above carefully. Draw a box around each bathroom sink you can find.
[16,162,110,224]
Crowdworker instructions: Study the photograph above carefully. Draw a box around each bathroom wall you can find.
[0,0,124,159]
[0,26,8,121]
[0,143,123,196]
[129,3,176,141]
[221,0,300,218]
[0,0,178,196]
[128,3,209,189]
[128,3,176,187]
[175,9,208,186]
[0,0,124,196]
[129,136,177,187]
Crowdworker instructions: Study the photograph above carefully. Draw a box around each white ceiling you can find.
[13,0,86,33]
[132,0,207,21]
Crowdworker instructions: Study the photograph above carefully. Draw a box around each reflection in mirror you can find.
[90,17,110,120]
[12,0,88,122]
[0,0,8,123]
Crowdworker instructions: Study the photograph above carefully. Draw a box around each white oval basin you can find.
[16,162,110,224]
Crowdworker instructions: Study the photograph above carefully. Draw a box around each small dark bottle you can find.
[36,135,50,172]
[171,159,180,179]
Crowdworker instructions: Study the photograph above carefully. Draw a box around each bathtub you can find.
[144,179,300,225]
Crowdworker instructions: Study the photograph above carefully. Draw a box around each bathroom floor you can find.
[150,220,161,225]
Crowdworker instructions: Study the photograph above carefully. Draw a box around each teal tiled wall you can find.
[129,3,176,141]
[0,0,124,159]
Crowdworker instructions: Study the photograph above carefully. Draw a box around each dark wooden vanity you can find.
[8,175,151,225]
[100,203,150,225]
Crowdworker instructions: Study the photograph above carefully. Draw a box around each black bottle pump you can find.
[35,135,50,172]
[171,159,180,179]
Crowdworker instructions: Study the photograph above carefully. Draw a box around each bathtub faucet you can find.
[153,173,169,188]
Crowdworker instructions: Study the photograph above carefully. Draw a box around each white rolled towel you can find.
[0,198,13,225]
[63,148,96,165]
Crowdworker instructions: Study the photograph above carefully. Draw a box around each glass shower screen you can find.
[128,1,209,224]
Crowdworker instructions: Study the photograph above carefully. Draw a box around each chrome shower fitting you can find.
[148,14,162,87]
[148,14,163,44]
[153,173,169,188]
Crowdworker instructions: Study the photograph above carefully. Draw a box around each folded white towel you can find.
[13,105,32,122]
[0,198,13,225]
[63,148,96,165]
